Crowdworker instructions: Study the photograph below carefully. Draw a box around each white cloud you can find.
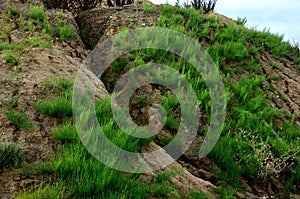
[216,0,300,42]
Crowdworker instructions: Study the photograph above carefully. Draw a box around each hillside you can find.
[0,0,299,198]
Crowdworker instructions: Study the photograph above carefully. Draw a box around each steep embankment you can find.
[0,0,299,198]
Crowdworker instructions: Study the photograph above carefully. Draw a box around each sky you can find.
[150,0,300,44]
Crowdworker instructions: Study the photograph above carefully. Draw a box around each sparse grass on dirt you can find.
[35,77,74,117]
[2,1,300,198]
[0,4,77,70]
[4,110,36,130]
[18,79,178,197]
[13,76,181,198]
[98,4,300,196]
[2,51,20,65]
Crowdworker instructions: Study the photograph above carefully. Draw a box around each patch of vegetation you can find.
[57,22,76,40]
[9,94,20,108]
[25,89,178,198]
[236,17,247,26]
[8,6,20,16]
[27,34,52,48]
[185,0,217,14]
[215,186,237,199]
[4,110,36,130]
[16,182,67,199]
[187,189,210,199]
[35,96,72,118]
[12,3,300,198]
[51,142,174,198]
[0,5,57,69]
[156,168,182,183]
[39,76,74,95]
[41,0,101,15]
[52,122,78,143]
[29,5,46,20]
[35,77,73,117]
[2,51,20,65]
[164,116,179,131]
[144,6,155,14]
[0,142,24,168]
[95,5,300,194]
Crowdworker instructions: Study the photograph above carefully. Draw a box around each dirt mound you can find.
[76,4,159,48]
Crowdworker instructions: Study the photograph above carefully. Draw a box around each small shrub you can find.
[4,110,35,130]
[17,13,25,27]
[29,5,46,20]
[236,17,247,26]
[0,142,24,168]
[186,0,217,14]
[24,35,52,49]
[270,61,280,69]
[241,131,300,181]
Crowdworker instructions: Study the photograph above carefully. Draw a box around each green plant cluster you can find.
[4,110,36,130]
[16,77,183,198]
[185,0,217,14]
[11,3,300,198]
[0,142,24,168]
[156,6,300,192]
[1,5,77,67]
[99,5,300,194]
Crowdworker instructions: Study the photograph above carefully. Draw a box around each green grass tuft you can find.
[2,51,20,65]
[35,96,72,118]
[57,22,76,40]
[4,110,36,130]
[0,142,24,168]
[8,6,20,16]
[29,5,46,20]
